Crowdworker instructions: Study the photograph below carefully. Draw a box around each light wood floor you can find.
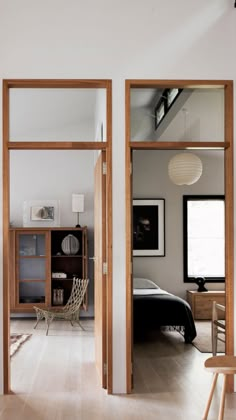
[0,320,235,419]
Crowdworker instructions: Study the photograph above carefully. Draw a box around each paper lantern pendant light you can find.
[168,153,203,185]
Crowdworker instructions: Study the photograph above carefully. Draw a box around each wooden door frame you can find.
[2,79,113,394]
[125,79,234,393]
[94,151,107,387]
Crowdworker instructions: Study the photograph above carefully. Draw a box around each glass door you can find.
[16,231,49,308]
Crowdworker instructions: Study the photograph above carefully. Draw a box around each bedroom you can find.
[129,84,229,389]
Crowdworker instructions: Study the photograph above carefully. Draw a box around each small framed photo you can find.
[23,200,60,227]
[133,199,165,256]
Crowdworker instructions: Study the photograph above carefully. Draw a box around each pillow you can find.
[133,277,160,289]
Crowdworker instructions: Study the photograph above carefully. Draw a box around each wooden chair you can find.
[212,301,226,356]
[33,278,89,335]
[202,355,236,420]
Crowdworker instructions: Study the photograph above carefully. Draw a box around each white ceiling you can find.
[130,88,161,109]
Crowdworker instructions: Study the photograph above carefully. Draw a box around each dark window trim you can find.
[183,194,225,283]
[154,88,183,130]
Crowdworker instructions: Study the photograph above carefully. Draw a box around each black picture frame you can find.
[133,199,165,256]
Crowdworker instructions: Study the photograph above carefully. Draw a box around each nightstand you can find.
[186,290,225,320]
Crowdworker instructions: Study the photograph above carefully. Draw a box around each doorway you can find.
[125,79,234,393]
[2,79,113,394]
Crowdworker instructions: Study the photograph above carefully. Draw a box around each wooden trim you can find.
[2,80,10,393]
[130,142,228,150]
[127,79,230,89]
[9,231,16,311]
[224,81,234,391]
[125,81,132,393]
[4,79,111,89]
[125,79,234,393]
[8,142,107,150]
[45,231,51,307]
[105,80,113,393]
[10,226,88,231]
[2,79,113,395]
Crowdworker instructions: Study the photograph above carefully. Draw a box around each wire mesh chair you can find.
[33,278,89,335]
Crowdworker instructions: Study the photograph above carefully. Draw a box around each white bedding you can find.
[133,277,160,289]
[133,288,170,296]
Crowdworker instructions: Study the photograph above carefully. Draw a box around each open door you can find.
[94,151,107,388]
[130,150,134,389]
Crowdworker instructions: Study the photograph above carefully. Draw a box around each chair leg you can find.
[71,311,85,330]
[45,314,54,336]
[218,374,227,420]
[34,309,44,329]
[76,320,85,330]
[202,373,219,420]
[34,318,41,329]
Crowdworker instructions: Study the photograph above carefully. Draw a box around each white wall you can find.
[131,89,224,142]
[133,150,224,299]
[10,150,95,316]
[156,89,224,142]
[9,88,98,141]
[94,89,107,142]
[0,0,236,394]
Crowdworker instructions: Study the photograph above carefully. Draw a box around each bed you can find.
[133,277,196,343]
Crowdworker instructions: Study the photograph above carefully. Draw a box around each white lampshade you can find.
[72,194,84,212]
[168,153,203,185]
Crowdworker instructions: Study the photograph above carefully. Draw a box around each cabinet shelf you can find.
[51,255,83,258]
[19,279,46,283]
[10,227,88,312]
[19,255,46,259]
[20,296,45,304]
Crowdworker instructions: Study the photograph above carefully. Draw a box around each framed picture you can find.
[23,200,60,227]
[133,199,165,256]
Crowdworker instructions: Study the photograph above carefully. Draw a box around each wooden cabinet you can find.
[186,290,225,320]
[50,228,88,309]
[10,227,88,312]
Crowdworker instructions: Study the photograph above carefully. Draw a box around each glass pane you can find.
[187,200,225,278]
[19,234,45,256]
[9,88,107,142]
[19,258,46,280]
[19,281,45,303]
[130,87,224,142]
[9,149,95,228]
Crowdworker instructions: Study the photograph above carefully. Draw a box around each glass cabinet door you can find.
[17,232,48,305]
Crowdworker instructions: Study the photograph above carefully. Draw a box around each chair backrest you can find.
[212,301,225,323]
[63,278,89,314]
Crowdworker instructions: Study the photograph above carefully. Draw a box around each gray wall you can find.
[133,149,225,299]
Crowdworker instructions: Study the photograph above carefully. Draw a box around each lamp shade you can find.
[168,153,203,185]
[72,194,84,212]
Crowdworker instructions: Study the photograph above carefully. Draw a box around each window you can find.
[183,195,225,283]
[154,88,183,130]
